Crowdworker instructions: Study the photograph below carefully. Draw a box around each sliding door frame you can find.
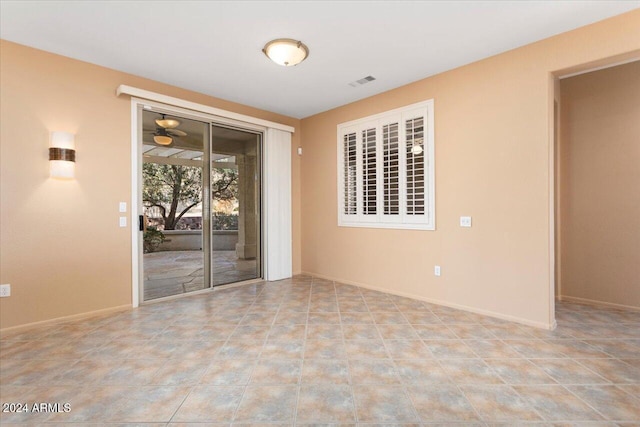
[129,94,292,307]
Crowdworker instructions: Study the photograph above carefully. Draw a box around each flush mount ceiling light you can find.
[411,138,424,155]
[263,38,309,66]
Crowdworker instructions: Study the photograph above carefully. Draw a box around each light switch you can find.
[460,216,472,227]
[119,202,127,213]
[119,217,127,227]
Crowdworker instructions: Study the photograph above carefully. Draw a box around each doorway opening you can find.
[553,59,640,316]
[139,108,263,301]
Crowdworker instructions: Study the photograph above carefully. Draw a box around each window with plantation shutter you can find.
[337,100,435,230]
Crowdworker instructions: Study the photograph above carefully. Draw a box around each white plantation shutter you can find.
[337,100,435,230]
[362,127,377,215]
[405,115,426,217]
[382,122,400,216]
[343,132,357,215]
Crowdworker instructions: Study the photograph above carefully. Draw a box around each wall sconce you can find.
[49,132,75,179]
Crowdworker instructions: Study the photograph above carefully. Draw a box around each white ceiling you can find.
[1,1,637,118]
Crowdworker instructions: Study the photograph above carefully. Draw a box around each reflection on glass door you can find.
[211,125,261,286]
[141,110,209,300]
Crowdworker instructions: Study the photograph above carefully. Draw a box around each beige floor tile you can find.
[532,359,611,385]
[304,339,347,359]
[394,358,451,384]
[568,385,640,421]
[228,325,270,341]
[460,384,542,422]
[465,339,522,358]
[306,323,344,339]
[199,359,256,385]
[344,339,389,359]
[439,358,505,385]
[484,358,558,385]
[172,386,244,422]
[250,359,302,384]
[301,359,350,384]
[99,359,165,385]
[274,311,308,323]
[384,339,433,359]
[149,358,208,385]
[239,312,277,326]
[1,359,75,385]
[217,340,264,359]
[107,386,192,422]
[448,324,497,339]
[348,359,400,384]
[296,384,356,422]
[372,312,409,324]
[413,324,458,340]
[575,358,640,384]
[260,339,304,359]
[406,384,480,422]
[342,324,381,339]
[340,311,375,324]
[308,312,341,324]
[425,340,479,358]
[504,340,569,359]
[353,385,418,422]
[234,385,298,422]
[514,385,604,421]
[402,311,442,325]
[267,324,307,340]
[376,324,420,340]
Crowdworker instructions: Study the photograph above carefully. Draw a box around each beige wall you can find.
[300,10,640,328]
[558,61,640,309]
[0,40,302,329]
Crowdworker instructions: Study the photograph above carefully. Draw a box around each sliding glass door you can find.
[140,110,261,301]
[211,125,261,286]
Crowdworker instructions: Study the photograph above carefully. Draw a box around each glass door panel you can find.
[141,110,210,300]
[211,125,261,286]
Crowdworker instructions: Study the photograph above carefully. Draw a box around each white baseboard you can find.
[302,271,555,330]
[0,304,131,335]
[558,295,640,312]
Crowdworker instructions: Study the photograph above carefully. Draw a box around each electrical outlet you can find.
[0,284,10,297]
[434,266,441,277]
[460,216,472,227]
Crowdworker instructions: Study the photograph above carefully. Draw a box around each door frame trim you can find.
[118,85,294,133]
[128,96,293,307]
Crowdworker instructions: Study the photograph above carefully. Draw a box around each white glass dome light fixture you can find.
[263,38,309,66]
[411,138,424,155]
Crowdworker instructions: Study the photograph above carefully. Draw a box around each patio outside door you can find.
[139,109,262,301]
[211,125,261,286]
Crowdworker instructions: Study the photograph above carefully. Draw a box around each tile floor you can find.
[1,275,639,426]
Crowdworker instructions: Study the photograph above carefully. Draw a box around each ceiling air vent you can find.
[348,75,376,87]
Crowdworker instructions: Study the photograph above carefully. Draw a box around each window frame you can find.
[337,99,435,230]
